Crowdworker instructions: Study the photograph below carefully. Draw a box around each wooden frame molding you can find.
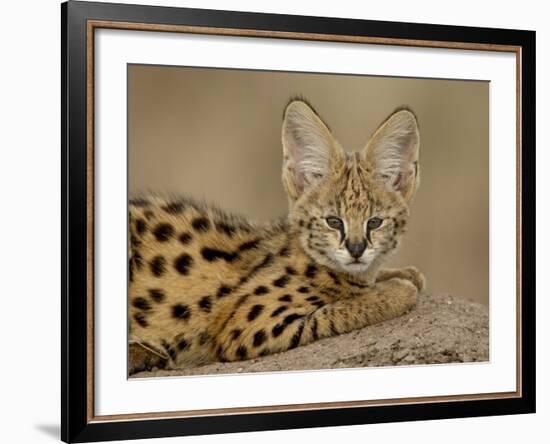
[86,19,524,423]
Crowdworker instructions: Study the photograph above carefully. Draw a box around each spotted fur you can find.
[128,99,425,374]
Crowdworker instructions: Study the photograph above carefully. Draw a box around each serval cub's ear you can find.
[282,99,344,205]
[362,108,420,202]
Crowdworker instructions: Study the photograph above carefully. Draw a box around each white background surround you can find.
[1,0,549,443]
[95,28,516,416]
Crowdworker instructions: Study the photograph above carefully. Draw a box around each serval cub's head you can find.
[282,99,420,275]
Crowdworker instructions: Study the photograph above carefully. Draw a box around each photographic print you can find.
[127,66,489,378]
[62,1,534,441]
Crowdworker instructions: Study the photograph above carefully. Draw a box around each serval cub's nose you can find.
[345,240,367,259]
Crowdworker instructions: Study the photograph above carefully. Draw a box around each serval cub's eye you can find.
[325,216,344,230]
[367,217,383,230]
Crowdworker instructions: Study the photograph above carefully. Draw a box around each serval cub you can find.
[129,99,425,374]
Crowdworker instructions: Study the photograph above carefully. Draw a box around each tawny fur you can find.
[128,100,425,374]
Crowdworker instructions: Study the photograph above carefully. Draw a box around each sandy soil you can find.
[132,292,489,378]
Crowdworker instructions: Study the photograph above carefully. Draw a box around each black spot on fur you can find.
[144,210,155,220]
[271,306,288,317]
[311,300,326,308]
[237,223,252,233]
[320,287,339,297]
[328,271,341,285]
[289,321,305,349]
[235,294,250,309]
[236,345,248,360]
[198,296,212,312]
[130,198,150,207]
[272,323,285,338]
[174,253,193,275]
[179,232,193,244]
[133,313,148,327]
[272,312,305,338]
[177,338,189,351]
[247,304,264,321]
[231,329,242,340]
[150,256,166,277]
[148,289,166,303]
[285,266,297,275]
[135,218,147,235]
[273,274,291,288]
[278,294,292,302]
[346,279,369,289]
[162,202,184,214]
[172,304,191,320]
[133,252,143,270]
[201,247,238,263]
[253,285,269,295]
[305,264,318,278]
[329,319,338,335]
[297,286,309,294]
[198,331,210,345]
[284,313,305,325]
[306,295,320,302]
[253,330,267,347]
[161,340,177,360]
[259,348,270,357]
[238,239,260,251]
[132,297,152,311]
[216,345,228,362]
[192,217,210,232]
[237,254,273,286]
[215,222,236,237]
[216,285,232,298]
[279,246,290,257]
[130,235,142,249]
[153,223,174,241]
[311,318,319,341]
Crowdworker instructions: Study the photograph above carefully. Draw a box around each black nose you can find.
[345,240,367,259]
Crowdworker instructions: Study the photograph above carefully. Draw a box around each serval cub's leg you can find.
[298,277,418,344]
[219,277,417,361]
[128,342,168,375]
[376,266,426,292]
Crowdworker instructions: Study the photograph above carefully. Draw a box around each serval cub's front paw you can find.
[376,266,426,292]
[378,277,418,314]
[397,266,426,292]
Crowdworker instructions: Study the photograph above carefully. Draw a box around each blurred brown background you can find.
[128,65,489,306]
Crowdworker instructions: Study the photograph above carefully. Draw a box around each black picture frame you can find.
[61,1,536,442]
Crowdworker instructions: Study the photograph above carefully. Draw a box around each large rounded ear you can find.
[282,99,344,205]
[362,108,420,202]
